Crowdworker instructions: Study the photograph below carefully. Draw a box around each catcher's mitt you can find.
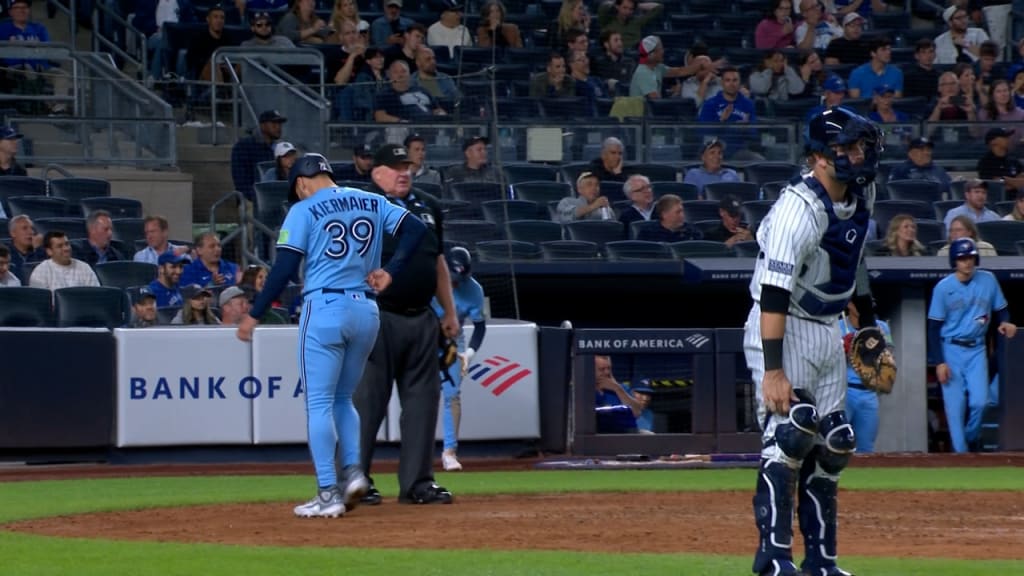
[846,326,897,394]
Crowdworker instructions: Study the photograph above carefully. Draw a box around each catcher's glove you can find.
[846,326,897,394]
[439,334,459,370]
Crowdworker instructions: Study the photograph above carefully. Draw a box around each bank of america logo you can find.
[686,334,710,348]
[467,355,532,397]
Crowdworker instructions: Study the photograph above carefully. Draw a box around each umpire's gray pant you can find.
[355,307,440,498]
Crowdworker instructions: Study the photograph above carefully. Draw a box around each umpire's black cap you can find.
[373,143,413,167]
[287,153,334,204]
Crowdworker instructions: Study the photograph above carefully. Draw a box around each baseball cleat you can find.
[340,465,370,511]
[294,486,345,518]
[760,559,801,576]
[442,450,462,471]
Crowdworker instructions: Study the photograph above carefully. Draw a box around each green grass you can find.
[0,468,1021,575]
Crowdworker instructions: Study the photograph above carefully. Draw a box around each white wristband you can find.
[464,348,475,360]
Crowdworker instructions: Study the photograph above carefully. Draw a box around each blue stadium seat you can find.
[563,220,626,248]
[626,163,678,183]
[683,200,723,222]
[872,200,935,233]
[504,163,559,184]
[629,220,661,240]
[914,219,945,246]
[512,181,571,205]
[741,200,775,229]
[761,180,786,200]
[692,219,723,237]
[111,218,147,247]
[94,261,159,289]
[444,219,504,250]
[475,240,542,261]
[976,221,1024,255]
[733,240,760,257]
[604,240,674,261]
[651,181,699,201]
[507,219,562,243]
[449,181,509,203]
[48,178,111,205]
[886,180,944,203]
[669,240,736,258]
[33,217,87,239]
[932,199,961,222]
[54,286,129,329]
[81,197,143,219]
[7,196,68,219]
[540,240,599,260]
[0,287,53,326]
[0,176,47,215]
[743,162,801,186]
[703,181,761,202]
[481,200,543,224]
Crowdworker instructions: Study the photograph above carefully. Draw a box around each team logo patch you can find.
[768,259,794,276]
[466,355,532,397]
[846,229,857,244]
[278,229,290,244]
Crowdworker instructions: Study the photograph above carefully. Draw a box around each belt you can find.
[304,287,376,300]
[947,338,979,348]
[378,303,429,316]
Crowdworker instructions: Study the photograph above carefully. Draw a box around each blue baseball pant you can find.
[439,338,465,451]
[940,344,989,453]
[845,387,879,453]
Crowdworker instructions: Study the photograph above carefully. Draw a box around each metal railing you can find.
[91,2,147,79]
[209,190,275,270]
[0,41,80,112]
[43,0,77,51]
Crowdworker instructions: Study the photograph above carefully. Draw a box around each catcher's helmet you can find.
[948,237,980,268]
[288,153,334,204]
[446,245,472,284]
[805,106,883,186]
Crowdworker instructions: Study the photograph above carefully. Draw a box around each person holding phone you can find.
[929,71,976,122]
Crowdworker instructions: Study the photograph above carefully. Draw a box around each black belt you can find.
[378,303,429,316]
[304,287,376,300]
[947,338,979,348]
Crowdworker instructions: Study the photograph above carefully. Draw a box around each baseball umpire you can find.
[237,153,426,518]
[355,143,460,505]
[743,106,885,576]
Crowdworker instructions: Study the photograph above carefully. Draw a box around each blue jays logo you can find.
[976,314,989,326]
[465,355,532,397]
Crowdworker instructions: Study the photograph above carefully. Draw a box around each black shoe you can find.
[400,483,453,505]
[360,485,382,505]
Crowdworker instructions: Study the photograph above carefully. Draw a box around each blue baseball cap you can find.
[130,286,156,305]
[873,84,896,96]
[823,76,846,93]
[157,252,188,266]
[0,126,23,140]
[631,379,655,394]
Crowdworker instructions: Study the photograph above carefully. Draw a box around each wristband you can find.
[763,338,784,372]
[464,348,475,360]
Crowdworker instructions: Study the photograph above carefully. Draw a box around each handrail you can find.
[209,190,277,269]
[41,164,75,179]
[42,0,77,52]
[91,4,147,79]
[0,41,81,111]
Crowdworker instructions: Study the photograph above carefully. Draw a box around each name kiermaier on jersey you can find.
[577,336,711,351]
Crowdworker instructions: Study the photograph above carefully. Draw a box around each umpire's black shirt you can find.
[368,183,444,312]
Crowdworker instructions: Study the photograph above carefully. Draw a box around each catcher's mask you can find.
[805,106,883,187]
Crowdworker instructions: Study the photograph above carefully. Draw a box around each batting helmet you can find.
[446,246,472,284]
[948,237,980,268]
[805,106,883,186]
[287,153,334,204]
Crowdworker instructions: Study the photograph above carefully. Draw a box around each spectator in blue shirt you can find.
[179,232,239,287]
[134,215,191,264]
[636,194,703,242]
[942,178,1003,232]
[887,137,952,193]
[698,67,756,124]
[847,36,903,99]
[0,0,71,114]
[370,0,414,47]
[230,109,285,201]
[867,84,909,123]
[81,210,125,266]
[149,252,187,307]
[806,75,847,121]
[684,139,741,197]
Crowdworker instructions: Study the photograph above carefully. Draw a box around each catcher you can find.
[840,301,896,453]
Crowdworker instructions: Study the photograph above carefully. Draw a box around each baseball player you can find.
[838,301,892,453]
[431,246,487,472]
[237,153,427,518]
[743,106,883,576]
[927,237,1017,453]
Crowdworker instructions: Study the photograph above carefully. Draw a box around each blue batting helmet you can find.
[805,106,883,186]
[948,237,980,268]
[287,153,334,204]
[446,245,472,284]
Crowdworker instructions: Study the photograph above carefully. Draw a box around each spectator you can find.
[934,5,989,65]
[29,231,100,291]
[943,178,1002,231]
[834,0,887,19]
[185,4,233,82]
[569,50,610,117]
[218,285,251,325]
[277,0,329,45]
[588,137,626,182]
[794,49,826,98]
[618,174,655,229]
[240,10,294,48]
[888,137,952,192]
[0,245,20,287]
[0,0,70,115]
[594,355,647,432]
[977,128,1024,196]
[697,67,756,124]
[329,20,366,88]
[629,36,704,99]
[839,300,892,453]
[795,0,842,50]
[1003,189,1024,221]
[411,45,460,103]
[937,215,998,257]
[591,30,637,95]
[637,194,702,242]
[823,12,869,66]
[847,36,902,99]
[557,171,612,223]
[684,139,741,196]
[444,136,502,185]
[237,0,288,18]
[625,378,655,433]
[426,0,470,59]
[596,0,662,50]
[80,210,124,266]
[702,195,754,246]
[328,0,368,41]
[978,79,1024,123]
[383,22,425,74]
[806,74,846,120]
[903,38,939,100]
[975,41,1004,94]
[867,84,909,123]
[0,126,27,176]
[128,286,159,328]
[349,47,387,121]
[680,55,722,107]
[954,62,982,109]
[334,144,375,183]
[261,141,298,183]
[1008,66,1024,111]
[373,60,446,122]
[404,133,441,186]
[238,263,266,292]
[171,284,220,324]
[149,252,187,307]
[749,50,806,102]
[370,0,413,47]
[927,71,976,122]
[549,0,590,49]
[875,214,927,256]
[132,0,196,81]
[6,215,45,281]
[476,0,522,48]
[529,52,575,98]
[755,0,796,49]
[180,232,239,287]
[134,215,189,265]
[231,109,285,201]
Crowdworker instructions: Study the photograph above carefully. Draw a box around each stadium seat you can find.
[601,180,627,201]
[625,163,678,183]
[494,98,539,121]
[16,261,42,285]
[1017,240,1024,256]
[703,181,761,202]
[33,217,87,239]
[253,181,289,231]
[604,240,674,261]
[682,200,723,222]
[449,181,509,203]
[976,221,1024,255]
[873,200,934,233]
[257,160,277,178]
[54,286,129,329]
[94,261,159,289]
[668,240,736,258]
[503,163,559,184]
[481,200,543,225]
[0,287,53,327]
[914,219,945,246]
[559,162,593,185]
[48,178,111,205]
[733,240,760,257]
[741,200,775,229]
[413,181,443,198]
[886,180,944,203]
[994,201,1016,217]
[692,219,722,237]
[444,219,503,249]
[111,218,147,247]
[80,197,144,219]
[0,176,47,215]
[540,240,599,260]
[157,306,181,325]
[767,99,819,119]
[645,98,697,119]
[863,239,887,256]
[475,240,542,262]
[512,181,572,204]
[7,196,69,219]
[563,220,626,247]
[629,220,661,240]
[539,97,588,119]
[651,181,699,201]
[743,162,801,186]
[506,219,563,243]
[442,199,484,220]
[760,180,787,200]
[932,199,962,223]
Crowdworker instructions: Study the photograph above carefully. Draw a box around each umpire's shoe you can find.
[360,485,383,506]
[294,486,345,518]
[400,483,454,505]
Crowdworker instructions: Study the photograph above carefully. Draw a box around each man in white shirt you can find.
[134,215,189,265]
[934,5,990,65]
[795,0,842,50]
[0,245,21,287]
[29,231,100,291]
[426,0,470,60]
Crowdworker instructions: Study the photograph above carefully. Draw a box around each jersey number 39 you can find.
[324,218,375,259]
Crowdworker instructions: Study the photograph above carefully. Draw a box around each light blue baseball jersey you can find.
[928,269,1007,341]
[277,185,410,292]
[432,277,486,327]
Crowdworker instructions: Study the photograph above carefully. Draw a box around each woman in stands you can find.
[936,215,998,257]
[477,0,522,48]
[328,0,367,43]
[1004,190,1024,221]
[795,49,826,98]
[262,141,298,182]
[979,79,1024,124]
[171,285,221,325]
[749,49,805,102]
[954,63,983,109]
[240,264,268,293]
[350,47,387,121]
[876,214,927,256]
[277,0,328,45]
[867,84,909,123]
[550,0,589,49]
[755,0,796,49]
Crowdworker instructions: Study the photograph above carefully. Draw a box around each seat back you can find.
[742,162,801,186]
[449,181,509,203]
[0,176,47,215]
[48,178,112,205]
[733,240,760,257]
[512,181,572,204]
[0,287,54,327]
[480,200,543,225]
[563,220,626,247]
[54,286,129,328]
[976,220,1024,255]
[668,240,736,258]
[886,180,943,203]
[506,219,563,243]
[604,240,674,261]
[94,261,159,289]
[80,197,144,219]
[703,181,761,202]
[650,181,699,201]
[503,163,559,184]
[475,240,542,261]
[539,240,599,260]
[625,163,678,183]
[33,217,88,239]
[7,196,69,219]
[111,218,147,247]
[682,200,723,223]
[253,181,290,230]
[872,200,934,233]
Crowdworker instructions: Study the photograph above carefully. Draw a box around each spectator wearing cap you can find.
[185,4,236,81]
[180,231,240,287]
[412,45,459,103]
[596,0,662,50]
[978,128,1024,196]
[749,50,806,103]
[592,30,637,96]
[927,71,975,122]
[1002,189,1024,221]
[134,215,190,265]
[557,171,612,223]
[371,0,414,47]
[0,0,71,115]
[427,0,471,59]
[805,75,846,120]
[903,38,939,100]
[823,12,869,66]
[0,245,19,287]
[867,84,908,123]
[333,143,374,182]
[629,36,705,99]
[404,134,442,186]
[943,178,1003,232]
[625,378,655,433]
[684,139,741,196]
[697,67,756,124]
[934,5,989,65]
[149,252,187,307]
[979,79,1024,124]
[888,137,952,192]
[702,195,754,246]
[218,286,251,325]
[795,0,842,51]
[374,60,445,122]
[755,0,796,50]
[129,287,159,328]
[131,0,196,80]
[171,284,220,325]
[847,36,902,99]
[230,109,284,201]
[636,194,703,242]
[383,21,425,73]
[241,11,294,48]
[262,141,299,182]
[618,174,655,229]
[588,137,626,183]
[529,52,575,98]
[444,136,502,185]
[277,0,329,45]
[477,0,521,48]
[29,231,100,291]
[0,127,27,177]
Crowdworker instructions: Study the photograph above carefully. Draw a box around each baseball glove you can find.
[846,326,897,394]
[439,333,459,370]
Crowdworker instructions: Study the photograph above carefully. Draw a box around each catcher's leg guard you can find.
[752,460,799,575]
[798,411,856,575]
